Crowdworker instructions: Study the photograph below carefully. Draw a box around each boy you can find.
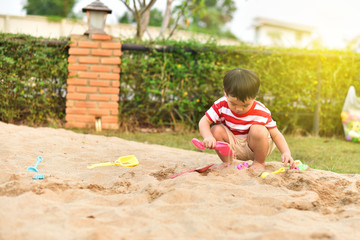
[198,68,294,170]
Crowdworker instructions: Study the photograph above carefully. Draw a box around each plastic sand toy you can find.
[169,164,214,179]
[33,174,45,179]
[192,138,233,156]
[87,155,139,169]
[260,167,285,179]
[288,160,309,171]
[294,160,309,170]
[234,162,249,170]
[27,156,43,172]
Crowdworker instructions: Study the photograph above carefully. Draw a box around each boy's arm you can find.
[199,115,216,149]
[268,127,295,168]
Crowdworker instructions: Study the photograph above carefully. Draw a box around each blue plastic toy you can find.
[32,174,44,179]
[27,156,43,172]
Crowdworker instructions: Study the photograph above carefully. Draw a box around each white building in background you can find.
[253,17,315,48]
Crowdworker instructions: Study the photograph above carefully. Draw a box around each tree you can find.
[119,0,157,39]
[188,0,237,38]
[119,8,163,27]
[159,0,196,39]
[118,12,135,24]
[159,0,175,38]
[158,0,236,40]
[118,0,236,40]
[24,0,76,18]
[149,9,163,27]
[119,0,200,40]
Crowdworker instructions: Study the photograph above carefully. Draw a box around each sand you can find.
[1,121,360,240]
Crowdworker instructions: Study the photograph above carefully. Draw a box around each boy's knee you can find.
[248,125,268,140]
[210,124,224,137]
[210,124,228,141]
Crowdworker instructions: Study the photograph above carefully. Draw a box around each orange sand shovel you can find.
[169,164,214,179]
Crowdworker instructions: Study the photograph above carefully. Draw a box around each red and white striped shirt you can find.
[205,96,277,137]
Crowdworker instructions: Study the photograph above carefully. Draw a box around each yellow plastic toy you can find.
[260,167,285,179]
[87,155,139,169]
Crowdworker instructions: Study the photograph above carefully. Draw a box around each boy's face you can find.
[225,93,255,115]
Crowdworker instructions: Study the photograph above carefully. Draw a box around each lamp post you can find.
[82,0,112,35]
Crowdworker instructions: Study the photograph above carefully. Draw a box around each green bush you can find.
[0,33,69,125]
[119,40,224,131]
[120,41,360,136]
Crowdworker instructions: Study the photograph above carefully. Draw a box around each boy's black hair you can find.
[223,68,260,102]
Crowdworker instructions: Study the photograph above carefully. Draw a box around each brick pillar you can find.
[66,34,121,130]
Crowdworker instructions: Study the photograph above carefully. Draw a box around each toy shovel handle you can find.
[271,168,285,174]
[87,162,114,169]
[169,168,197,179]
[34,156,43,168]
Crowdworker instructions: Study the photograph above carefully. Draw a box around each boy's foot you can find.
[249,161,265,170]
[210,162,231,171]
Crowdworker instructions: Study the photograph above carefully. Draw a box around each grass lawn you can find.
[79,129,360,174]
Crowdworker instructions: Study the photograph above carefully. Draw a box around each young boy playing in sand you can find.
[198,68,295,170]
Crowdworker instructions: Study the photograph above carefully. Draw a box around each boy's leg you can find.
[210,124,233,168]
[247,125,269,169]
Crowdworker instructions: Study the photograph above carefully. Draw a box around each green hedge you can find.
[0,33,69,125]
[119,41,223,131]
[120,41,360,136]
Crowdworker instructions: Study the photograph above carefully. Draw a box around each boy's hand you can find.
[281,152,295,169]
[203,136,217,149]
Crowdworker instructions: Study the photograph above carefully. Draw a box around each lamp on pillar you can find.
[82,0,112,35]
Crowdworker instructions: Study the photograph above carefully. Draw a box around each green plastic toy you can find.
[292,160,309,170]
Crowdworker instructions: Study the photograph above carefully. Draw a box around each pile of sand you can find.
[1,122,360,240]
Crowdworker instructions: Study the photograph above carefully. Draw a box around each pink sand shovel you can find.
[192,138,233,156]
[169,164,214,179]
